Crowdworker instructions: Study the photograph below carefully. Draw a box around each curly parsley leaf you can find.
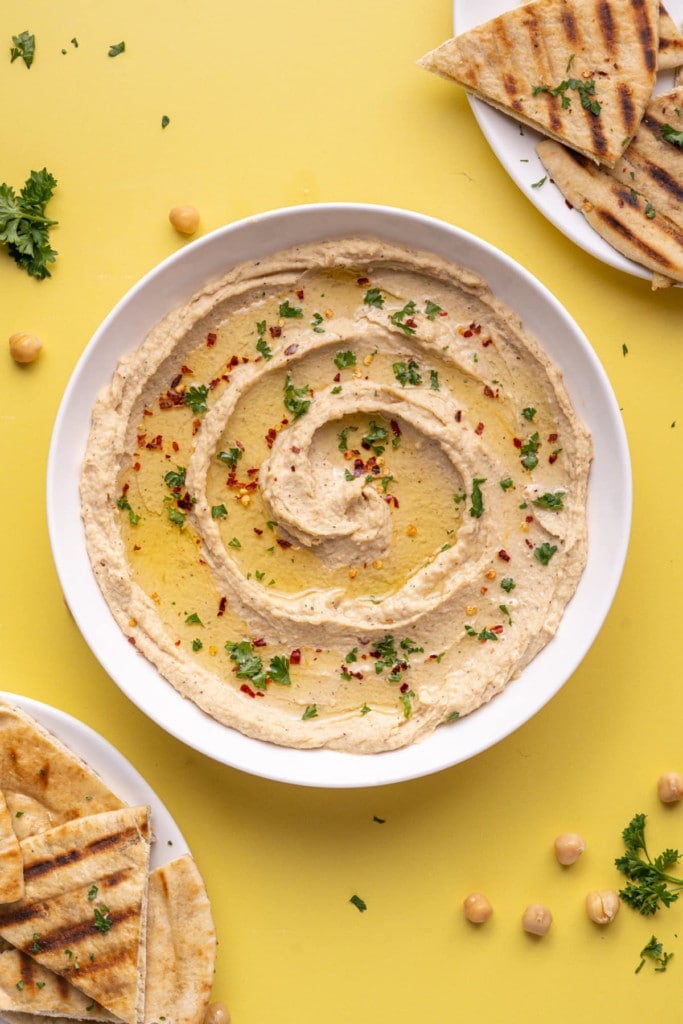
[0,168,58,279]
[10,31,35,69]
[108,41,125,57]
[616,813,683,916]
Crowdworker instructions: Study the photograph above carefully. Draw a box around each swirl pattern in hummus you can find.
[81,239,592,753]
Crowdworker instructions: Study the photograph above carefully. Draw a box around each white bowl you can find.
[47,203,631,788]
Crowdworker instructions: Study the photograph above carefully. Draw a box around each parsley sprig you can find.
[615,813,683,915]
[0,168,58,279]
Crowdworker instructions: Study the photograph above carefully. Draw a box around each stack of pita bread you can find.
[0,700,216,1024]
[419,0,683,288]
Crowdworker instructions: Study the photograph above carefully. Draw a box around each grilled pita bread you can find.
[142,856,216,1024]
[0,793,23,904]
[0,806,151,1024]
[419,0,660,167]
[0,856,216,1024]
[658,2,683,70]
[0,948,116,1020]
[536,137,683,282]
[0,701,124,842]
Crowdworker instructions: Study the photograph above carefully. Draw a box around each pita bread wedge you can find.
[536,135,683,283]
[0,948,116,1020]
[0,700,124,842]
[0,806,151,1024]
[0,793,23,904]
[612,85,683,225]
[143,856,216,1024]
[658,2,683,69]
[419,0,660,167]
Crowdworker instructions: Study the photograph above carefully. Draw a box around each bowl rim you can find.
[46,201,632,788]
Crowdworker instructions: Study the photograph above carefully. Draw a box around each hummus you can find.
[81,239,592,753]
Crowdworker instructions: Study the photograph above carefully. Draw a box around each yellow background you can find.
[2,1,683,1021]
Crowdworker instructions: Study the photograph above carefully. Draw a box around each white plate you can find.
[0,691,188,867]
[452,0,682,279]
[47,203,631,788]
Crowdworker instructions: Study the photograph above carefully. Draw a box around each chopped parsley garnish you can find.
[10,31,35,69]
[362,420,389,455]
[302,704,318,720]
[499,477,514,492]
[534,542,558,565]
[392,359,422,386]
[185,612,202,625]
[522,407,537,422]
[184,384,209,414]
[399,688,416,719]
[500,577,516,593]
[532,491,565,510]
[216,447,243,468]
[349,894,367,912]
[161,115,170,129]
[267,655,291,686]
[228,537,241,549]
[116,495,140,525]
[311,312,325,333]
[363,287,384,308]
[429,369,440,390]
[108,41,126,57]
[531,176,547,189]
[256,321,272,360]
[533,76,601,115]
[424,299,442,320]
[164,465,186,490]
[87,885,98,901]
[645,201,656,220]
[469,478,486,519]
[616,813,683,916]
[164,499,186,527]
[389,300,417,335]
[334,350,356,369]
[226,640,291,688]
[279,299,303,319]
[520,432,540,470]
[635,935,674,974]
[211,504,228,519]
[283,375,310,419]
[464,624,499,642]
[0,167,58,279]
[192,638,203,652]
[338,424,358,452]
[93,906,112,935]
[662,123,683,148]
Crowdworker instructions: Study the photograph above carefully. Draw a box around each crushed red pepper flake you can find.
[146,435,163,450]
[475,422,485,435]
[253,637,267,647]
[217,596,227,617]
[206,332,217,346]
[498,549,511,562]
[269,325,282,338]
[290,648,301,665]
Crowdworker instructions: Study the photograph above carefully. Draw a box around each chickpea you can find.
[554,832,586,866]
[9,330,42,364]
[463,892,493,924]
[585,889,620,925]
[522,903,552,936]
[657,771,683,804]
[203,1002,230,1024]
[169,204,200,236]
